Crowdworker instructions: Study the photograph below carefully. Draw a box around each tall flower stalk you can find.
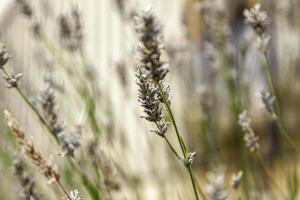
[135,9,207,200]
[244,4,298,151]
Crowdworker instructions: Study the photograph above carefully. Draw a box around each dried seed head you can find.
[244,4,269,35]
[135,9,169,83]
[238,111,260,152]
[5,110,60,182]
[231,170,243,190]
[0,43,12,67]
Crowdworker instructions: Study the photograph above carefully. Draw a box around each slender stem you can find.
[187,166,200,200]
[156,82,208,200]
[262,51,299,151]
[157,82,187,158]
[164,136,181,160]
[56,180,71,200]
[1,68,59,142]
[154,121,181,160]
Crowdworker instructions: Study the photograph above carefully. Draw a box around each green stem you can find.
[157,82,187,158]
[154,121,181,160]
[1,68,59,142]
[262,51,299,151]
[164,137,181,160]
[157,82,208,200]
[187,166,200,200]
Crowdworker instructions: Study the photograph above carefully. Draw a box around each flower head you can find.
[68,190,81,200]
[244,4,269,35]
[206,167,228,200]
[136,67,163,122]
[0,43,12,67]
[135,9,170,137]
[135,9,168,83]
[58,6,83,51]
[238,111,260,152]
[231,170,243,189]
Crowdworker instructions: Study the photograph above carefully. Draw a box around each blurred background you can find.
[1,0,300,199]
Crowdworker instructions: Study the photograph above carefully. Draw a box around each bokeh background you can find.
[1,0,300,199]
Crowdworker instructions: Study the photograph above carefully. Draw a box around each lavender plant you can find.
[135,9,207,200]
[0,43,100,200]
[244,3,298,151]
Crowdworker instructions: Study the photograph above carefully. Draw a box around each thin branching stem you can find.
[157,82,187,158]
[154,121,181,160]
[1,67,59,142]
[157,82,207,200]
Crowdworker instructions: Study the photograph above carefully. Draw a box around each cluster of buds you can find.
[38,81,80,156]
[0,43,12,67]
[238,111,260,152]
[135,9,197,166]
[244,4,269,36]
[244,4,270,52]
[67,190,82,200]
[0,43,23,88]
[135,9,169,83]
[135,9,170,137]
[205,167,228,200]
